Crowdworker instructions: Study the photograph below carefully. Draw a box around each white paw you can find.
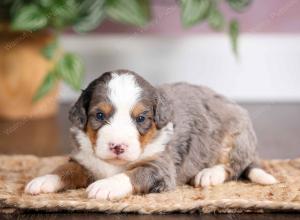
[25,174,63,195]
[86,173,133,200]
[194,165,227,187]
[248,168,278,185]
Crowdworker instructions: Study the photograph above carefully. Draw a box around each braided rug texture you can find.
[0,155,300,214]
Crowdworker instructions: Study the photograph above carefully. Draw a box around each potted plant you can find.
[0,0,250,119]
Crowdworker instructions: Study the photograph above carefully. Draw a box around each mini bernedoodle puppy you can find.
[25,70,277,200]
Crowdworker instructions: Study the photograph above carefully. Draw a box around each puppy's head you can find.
[69,70,172,165]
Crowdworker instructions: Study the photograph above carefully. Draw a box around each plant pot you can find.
[0,31,59,120]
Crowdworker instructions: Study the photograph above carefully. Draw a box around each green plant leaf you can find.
[227,0,252,12]
[180,0,211,27]
[9,0,25,16]
[105,0,151,27]
[41,38,58,60]
[208,7,224,30]
[37,0,54,9]
[33,72,56,102]
[49,0,79,29]
[11,4,48,31]
[73,0,106,32]
[229,19,239,55]
[56,53,84,91]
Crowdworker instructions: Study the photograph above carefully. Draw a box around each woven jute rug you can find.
[0,155,300,214]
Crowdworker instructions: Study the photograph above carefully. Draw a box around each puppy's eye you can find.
[136,115,145,123]
[96,112,105,121]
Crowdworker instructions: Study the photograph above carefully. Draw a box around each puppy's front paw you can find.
[25,175,63,195]
[194,165,227,187]
[86,173,133,200]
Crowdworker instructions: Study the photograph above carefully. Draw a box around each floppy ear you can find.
[69,89,91,130]
[154,89,173,129]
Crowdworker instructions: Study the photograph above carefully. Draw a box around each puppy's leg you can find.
[194,164,228,187]
[194,129,277,187]
[25,159,92,194]
[127,154,176,194]
[194,163,277,187]
[87,154,176,200]
[244,164,277,185]
[225,130,277,185]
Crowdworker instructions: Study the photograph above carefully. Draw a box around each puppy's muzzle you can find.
[109,142,128,155]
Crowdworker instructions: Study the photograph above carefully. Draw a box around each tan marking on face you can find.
[132,102,157,147]
[97,102,113,116]
[86,123,97,147]
[218,134,236,164]
[131,102,146,118]
[139,122,157,147]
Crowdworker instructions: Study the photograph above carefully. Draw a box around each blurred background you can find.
[0,0,299,159]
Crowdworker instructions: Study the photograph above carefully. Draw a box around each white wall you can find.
[60,34,300,102]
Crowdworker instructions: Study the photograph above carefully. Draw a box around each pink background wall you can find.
[61,1,300,103]
[88,0,300,35]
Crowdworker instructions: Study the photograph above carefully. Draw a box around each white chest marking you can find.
[140,122,174,159]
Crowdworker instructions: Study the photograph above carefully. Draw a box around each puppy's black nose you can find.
[109,143,126,155]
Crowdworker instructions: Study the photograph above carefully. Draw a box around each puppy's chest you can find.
[73,152,125,179]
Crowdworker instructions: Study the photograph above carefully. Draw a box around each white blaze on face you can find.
[96,73,142,162]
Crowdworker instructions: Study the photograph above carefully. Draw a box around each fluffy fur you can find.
[25,69,277,199]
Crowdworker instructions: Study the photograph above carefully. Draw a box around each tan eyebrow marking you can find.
[132,102,147,118]
[97,102,113,116]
